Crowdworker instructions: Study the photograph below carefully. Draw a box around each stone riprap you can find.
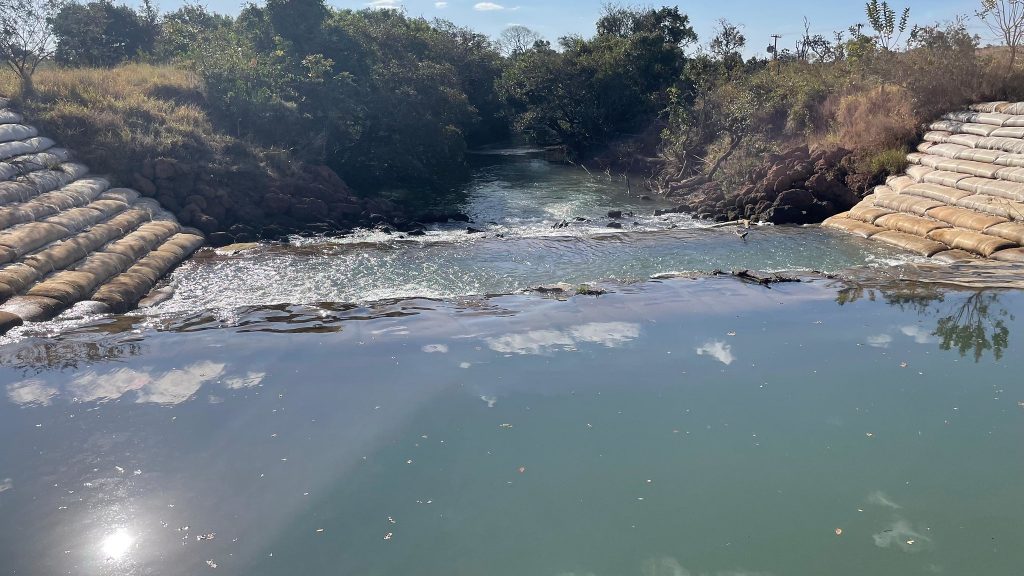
[0,97,204,334]
[824,101,1024,264]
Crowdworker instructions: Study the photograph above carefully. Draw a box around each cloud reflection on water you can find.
[6,380,59,406]
[695,341,735,365]
[486,322,640,355]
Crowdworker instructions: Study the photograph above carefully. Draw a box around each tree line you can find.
[3,0,1024,198]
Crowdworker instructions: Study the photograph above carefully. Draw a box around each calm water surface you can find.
[1,277,1022,575]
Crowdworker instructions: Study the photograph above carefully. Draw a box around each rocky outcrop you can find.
[662,145,861,224]
[0,97,204,333]
[824,101,1024,263]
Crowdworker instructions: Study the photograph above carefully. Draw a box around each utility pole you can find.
[770,34,781,60]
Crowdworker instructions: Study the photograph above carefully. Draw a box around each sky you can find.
[144,0,993,57]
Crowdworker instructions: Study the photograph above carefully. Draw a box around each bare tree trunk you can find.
[1009,43,1019,75]
[20,73,35,99]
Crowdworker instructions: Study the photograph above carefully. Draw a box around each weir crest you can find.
[0,97,204,334]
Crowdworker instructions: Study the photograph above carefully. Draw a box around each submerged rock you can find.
[607,222,623,229]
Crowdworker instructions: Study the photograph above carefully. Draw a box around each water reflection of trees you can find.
[0,340,144,374]
[837,281,1013,362]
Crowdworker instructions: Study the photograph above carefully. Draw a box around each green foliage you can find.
[52,0,159,66]
[865,0,910,51]
[498,5,696,156]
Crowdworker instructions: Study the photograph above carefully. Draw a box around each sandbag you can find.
[948,134,983,148]
[977,136,1024,154]
[972,102,1008,113]
[955,177,1024,201]
[848,204,894,224]
[822,216,883,238]
[928,227,1017,257]
[920,172,972,190]
[955,148,1003,163]
[0,222,70,260]
[0,137,55,162]
[961,123,999,137]
[0,295,65,322]
[74,251,132,279]
[873,195,945,216]
[0,124,38,144]
[925,205,1007,231]
[994,166,1024,185]
[0,310,22,335]
[1002,115,1024,127]
[0,111,23,125]
[874,213,949,237]
[43,206,105,233]
[956,195,1024,220]
[984,221,1024,244]
[0,263,38,292]
[0,149,71,181]
[990,247,1024,262]
[905,165,934,181]
[992,152,1024,168]
[923,131,953,144]
[100,188,140,203]
[871,230,949,257]
[935,158,1002,178]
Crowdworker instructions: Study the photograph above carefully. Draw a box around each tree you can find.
[497,25,542,57]
[977,0,1024,72]
[709,18,745,71]
[0,0,62,96]
[52,0,158,67]
[865,0,910,51]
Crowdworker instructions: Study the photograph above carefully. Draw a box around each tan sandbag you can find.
[160,232,204,254]
[0,137,54,162]
[920,172,972,190]
[1002,115,1024,127]
[955,148,1004,163]
[0,164,87,204]
[26,275,94,305]
[875,213,949,237]
[972,102,1008,113]
[102,236,153,262]
[948,134,983,148]
[984,221,1024,244]
[915,154,941,168]
[991,126,1024,138]
[961,123,999,137]
[905,165,933,181]
[917,141,934,153]
[977,136,1024,154]
[930,120,963,133]
[931,249,979,263]
[999,102,1024,114]
[848,204,893,223]
[925,205,1007,231]
[0,124,38,144]
[928,227,1017,257]
[100,188,140,203]
[990,247,1024,262]
[994,166,1024,185]
[822,216,883,238]
[956,195,1024,220]
[0,263,38,292]
[955,177,1024,201]
[935,158,1002,178]
[102,208,151,234]
[0,222,70,260]
[0,281,14,303]
[0,295,65,322]
[43,206,105,233]
[923,131,953,144]
[872,230,949,257]
[73,251,132,280]
[0,149,71,181]
[0,309,22,334]
[122,261,164,284]
[874,195,945,215]
[993,152,1024,168]
[91,275,152,312]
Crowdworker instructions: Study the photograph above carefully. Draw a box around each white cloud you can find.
[696,341,735,366]
[474,2,504,10]
[435,1,448,7]
[368,0,400,8]
[6,380,58,406]
[422,344,449,353]
[867,334,893,348]
[486,322,640,355]
[224,371,266,389]
[900,325,936,344]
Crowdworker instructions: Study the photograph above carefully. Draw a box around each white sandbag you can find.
[0,111,22,125]
[0,137,55,162]
[0,149,72,182]
[0,124,38,144]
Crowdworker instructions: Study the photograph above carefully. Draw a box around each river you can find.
[1,152,1021,576]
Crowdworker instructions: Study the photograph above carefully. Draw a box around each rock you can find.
[193,214,220,235]
[262,192,292,213]
[607,222,623,229]
[207,232,234,247]
[450,212,471,223]
[640,195,653,201]
[132,174,157,196]
[407,228,426,236]
[552,220,570,229]
[608,210,623,219]
[290,198,329,223]
[466,227,483,234]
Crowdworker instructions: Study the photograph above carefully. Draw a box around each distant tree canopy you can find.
[52,0,159,66]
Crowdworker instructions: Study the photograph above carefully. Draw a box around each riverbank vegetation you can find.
[4,0,1024,234]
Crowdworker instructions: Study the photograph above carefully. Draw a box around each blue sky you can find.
[148,0,992,56]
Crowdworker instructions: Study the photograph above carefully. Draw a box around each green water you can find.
[1,276,1021,575]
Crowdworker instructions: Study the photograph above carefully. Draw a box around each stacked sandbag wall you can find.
[824,101,1024,264]
[0,97,205,334]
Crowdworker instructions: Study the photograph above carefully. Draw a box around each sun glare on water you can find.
[100,528,135,560]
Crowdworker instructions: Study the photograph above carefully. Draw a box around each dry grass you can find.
[0,64,232,183]
[829,86,919,152]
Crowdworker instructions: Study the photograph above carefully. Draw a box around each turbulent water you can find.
[146,151,916,314]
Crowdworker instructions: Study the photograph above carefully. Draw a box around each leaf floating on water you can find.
[316,528,325,534]
[866,433,874,437]
[900,362,908,368]
[727,331,736,337]
[835,528,843,536]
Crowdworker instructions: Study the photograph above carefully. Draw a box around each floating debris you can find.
[383,532,393,541]
[316,528,325,534]
[517,466,526,474]
[197,533,216,541]
[206,560,218,569]
[499,423,513,429]
[835,528,843,536]
[387,516,396,525]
